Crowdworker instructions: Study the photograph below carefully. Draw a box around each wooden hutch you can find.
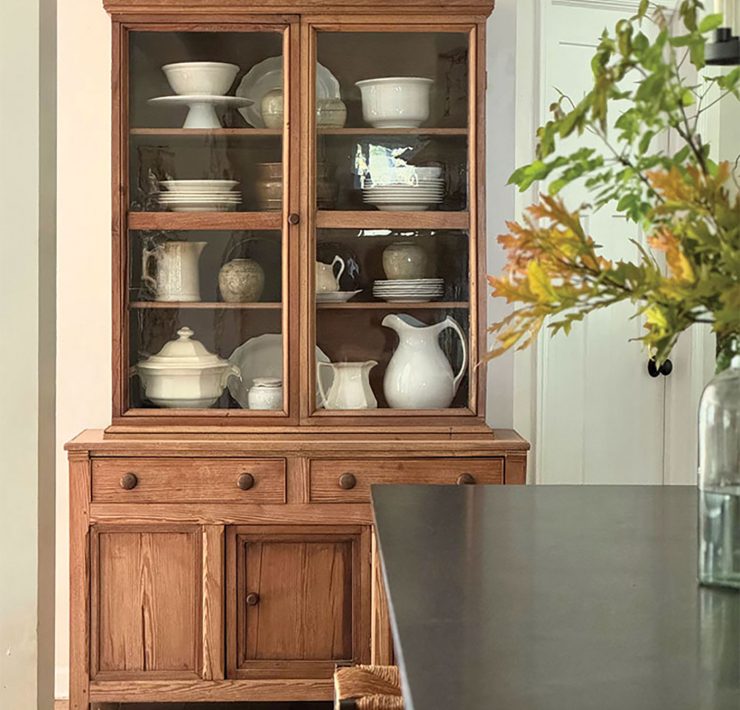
[66,0,528,707]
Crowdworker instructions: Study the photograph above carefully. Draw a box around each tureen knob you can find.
[177,326,194,339]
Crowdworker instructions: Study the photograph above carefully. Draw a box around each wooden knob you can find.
[339,473,357,490]
[237,473,255,491]
[456,473,476,485]
[288,212,300,225]
[120,473,138,490]
[246,592,260,606]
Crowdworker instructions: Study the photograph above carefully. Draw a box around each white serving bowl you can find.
[160,179,239,193]
[162,62,240,96]
[355,77,433,128]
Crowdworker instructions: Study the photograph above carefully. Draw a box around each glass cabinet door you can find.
[122,25,293,417]
[309,28,476,414]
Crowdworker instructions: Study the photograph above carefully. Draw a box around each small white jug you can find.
[315,255,345,293]
[142,240,206,302]
[317,361,378,409]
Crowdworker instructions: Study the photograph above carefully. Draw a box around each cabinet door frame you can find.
[110,16,302,429]
[89,523,205,680]
[225,524,371,679]
[299,17,487,425]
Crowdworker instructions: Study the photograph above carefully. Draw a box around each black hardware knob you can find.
[288,212,300,225]
[457,473,476,485]
[339,473,357,490]
[648,358,673,378]
[120,473,138,490]
[246,592,260,606]
[237,473,255,491]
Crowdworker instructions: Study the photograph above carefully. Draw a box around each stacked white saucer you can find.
[158,179,242,212]
[373,278,444,302]
[361,166,445,212]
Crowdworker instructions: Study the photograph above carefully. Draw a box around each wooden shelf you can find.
[130,128,281,137]
[317,301,469,310]
[130,301,281,310]
[316,211,469,230]
[128,212,283,231]
[318,127,468,136]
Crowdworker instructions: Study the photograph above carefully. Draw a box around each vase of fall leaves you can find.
[488,0,739,587]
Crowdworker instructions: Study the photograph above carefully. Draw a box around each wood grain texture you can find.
[91,525,202,678]
[69,454,92,710]
[127,212,283,230]
[310,457,505,503]
[91,457,287,503]
[226,526,369,679]
[504,453,528,485]
[201,525,224,680]
[315,210,469,230]
[103,1,495,15]
[371,533,394,666]
[88,677,334,702]
[67,428,530,453]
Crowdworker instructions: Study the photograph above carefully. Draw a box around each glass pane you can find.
[128,31,285,212]
[315,31,469,212]
[128,230,283,411]
[314,229,470,411]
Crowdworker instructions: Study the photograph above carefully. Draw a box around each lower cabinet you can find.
[90,523,371,682]
[226,526,371,678]
[91,525,203,679]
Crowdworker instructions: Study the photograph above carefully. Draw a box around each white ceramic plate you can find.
[167,204,239,212]
[236,56,341,128]
[161,179,239,191]
[159,196,242,202]
[315,290,363,303]
[228,333,332,408]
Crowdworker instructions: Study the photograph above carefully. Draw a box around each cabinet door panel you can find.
[92,526,202,679]
[227,526,370,679]
[243,540,352,660]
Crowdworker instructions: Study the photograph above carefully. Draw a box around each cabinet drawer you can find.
[309,458,504,503]
[92,458,286,503]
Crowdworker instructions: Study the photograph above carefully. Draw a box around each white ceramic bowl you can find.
[162,62,240,96]
[355,77,433,128]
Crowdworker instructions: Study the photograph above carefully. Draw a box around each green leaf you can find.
[699,13,723,33]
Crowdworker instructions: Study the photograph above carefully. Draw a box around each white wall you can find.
[55,0,111,697]
[1,0,56,707]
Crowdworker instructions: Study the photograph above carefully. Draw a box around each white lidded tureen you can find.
[136,326,240,408]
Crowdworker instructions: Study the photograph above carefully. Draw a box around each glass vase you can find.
[698,353,740,588]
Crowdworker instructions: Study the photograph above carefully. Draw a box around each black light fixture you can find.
[706,1,740,65]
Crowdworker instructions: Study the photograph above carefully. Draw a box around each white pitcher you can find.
[142,240,206,302]
[315,255,345,293]
[382,313,468,409]
[317,360,378,409]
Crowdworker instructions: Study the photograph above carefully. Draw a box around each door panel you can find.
[227,525,370,679]
[91,526,202,678]
[537,3,666,484]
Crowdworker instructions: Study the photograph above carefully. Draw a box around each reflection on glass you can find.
[315,31,469,212]
[128,231,283,411]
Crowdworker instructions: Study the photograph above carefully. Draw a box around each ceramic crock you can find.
[247,377,284,410]
[136,326,240,408]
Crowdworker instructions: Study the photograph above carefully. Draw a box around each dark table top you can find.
[372,485,740,710]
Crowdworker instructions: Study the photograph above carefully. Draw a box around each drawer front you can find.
[310,458,504,503]
[92,458,286,503]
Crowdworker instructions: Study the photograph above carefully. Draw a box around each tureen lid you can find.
[138,327,228,370]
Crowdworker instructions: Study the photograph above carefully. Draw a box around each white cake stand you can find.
[148,95,253,129]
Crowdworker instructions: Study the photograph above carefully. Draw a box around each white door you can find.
[517,0,713,485]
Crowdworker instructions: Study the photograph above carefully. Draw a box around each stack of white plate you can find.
[373,278,444,302]
[362,178,444,212]
[158,179,242,212]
